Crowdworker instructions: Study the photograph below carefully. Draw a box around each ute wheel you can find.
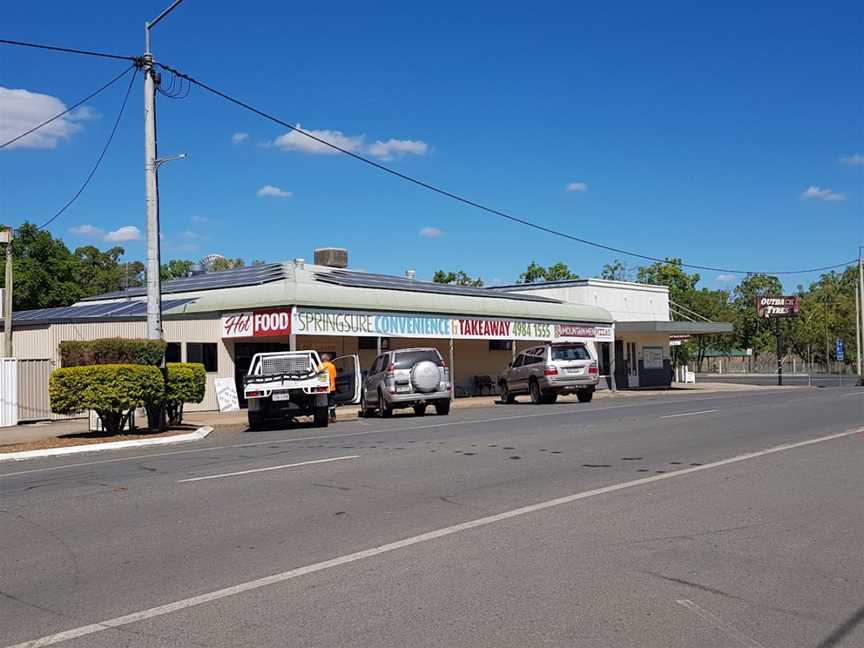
[378,390,392,418]
[577,389,594,403]
[529,379,543,405]
[542,392,558,404]
[435,399,451,416]
[413,403,426,416]
[313,407,330,427]
[359,393,371,418]
[500,382,516,404]
[247,411,264,430]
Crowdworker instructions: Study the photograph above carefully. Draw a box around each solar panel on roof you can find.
[315,269,561,304]
[13,298,196,324]
[81,263,285,301]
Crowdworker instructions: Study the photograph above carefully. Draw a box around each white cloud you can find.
[368,138,428,160]
[104,225,141,242]
[71,223,141,243]
[839,153,864,166]
[716,274,738,282]
[191,215,210,223]
[0,86,97,150]
[801,185,846,202]
[273,125,364,155]
[566,181,589,192]
[69,224,106,238]
[257,184,292,198]
[231,132,249,144]
[173,242,199,253]
[180,230,200,239]
[419,226,444,238]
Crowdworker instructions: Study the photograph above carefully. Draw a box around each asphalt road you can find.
[1,386,862,647]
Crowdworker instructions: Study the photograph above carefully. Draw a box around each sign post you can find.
[755,295,800,386]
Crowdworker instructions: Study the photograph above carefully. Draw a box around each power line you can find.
[157,62,856,276]
[1,65,135,150]
[0,38,137,62]
[39,67,139,230]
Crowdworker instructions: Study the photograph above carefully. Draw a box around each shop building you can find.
[492,278,732,388]
[4,252,615,420]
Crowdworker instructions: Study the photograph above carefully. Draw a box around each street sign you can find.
[755,295,800,318]
[836,339,844,362]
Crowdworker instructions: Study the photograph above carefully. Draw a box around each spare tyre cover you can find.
[411,360,440,393]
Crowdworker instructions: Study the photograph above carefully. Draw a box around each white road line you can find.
[840,391,863,397]
[7,426,860,648]
[660,409,719,419]
[676,599,766,647]
[177,455,358,483]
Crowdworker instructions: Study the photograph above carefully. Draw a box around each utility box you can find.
[0,357,18,427]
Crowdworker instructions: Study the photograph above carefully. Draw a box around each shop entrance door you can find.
[234,341,292,407]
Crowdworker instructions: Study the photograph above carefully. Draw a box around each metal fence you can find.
[17,359,54,422]
[0,358,18,426]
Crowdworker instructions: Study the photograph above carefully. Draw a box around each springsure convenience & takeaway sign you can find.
[294,308,612,342]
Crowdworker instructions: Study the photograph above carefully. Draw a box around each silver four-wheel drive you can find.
[360,347,452,417]
[498,343,598,405]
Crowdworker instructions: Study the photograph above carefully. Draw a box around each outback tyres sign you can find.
[221,308,293,338]
[755,296,800,318]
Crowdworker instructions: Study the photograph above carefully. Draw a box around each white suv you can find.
[498,343,598,404]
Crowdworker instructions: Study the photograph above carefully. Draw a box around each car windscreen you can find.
[392,350,441,369]
[551,345,591,361]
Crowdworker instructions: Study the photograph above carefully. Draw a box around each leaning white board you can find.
[214,377,240,412]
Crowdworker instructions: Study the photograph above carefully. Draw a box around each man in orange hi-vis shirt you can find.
[319,353,337,422]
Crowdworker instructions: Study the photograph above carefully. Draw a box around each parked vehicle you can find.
[244,351,360,429]
[498,343,598,404]
[360,347,452,417]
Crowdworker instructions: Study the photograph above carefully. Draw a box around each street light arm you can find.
[148,0,186,30]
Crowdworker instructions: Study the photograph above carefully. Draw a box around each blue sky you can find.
[1,1,862,290]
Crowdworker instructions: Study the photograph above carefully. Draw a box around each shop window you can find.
[165,342,181,363]
[358,337,389,350]
[187,342,218,372]
[489,340,513,351]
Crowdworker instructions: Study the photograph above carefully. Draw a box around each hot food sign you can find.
[755,295,800,319]
[222,308,293,338]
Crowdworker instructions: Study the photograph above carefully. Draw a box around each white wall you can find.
[505,280,670,322]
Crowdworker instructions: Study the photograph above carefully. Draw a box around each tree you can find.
[432,270,484,287]
[209,256,245,272]
[636,258,700,299]
[0,222,84,310]
[517,261,578,283]
[161,259,195,281]
[731,273,783,358]
[600,259,628,281]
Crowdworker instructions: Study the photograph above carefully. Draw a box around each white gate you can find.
[0,357,18,427]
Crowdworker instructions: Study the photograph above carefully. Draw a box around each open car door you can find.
[332,354,362,406]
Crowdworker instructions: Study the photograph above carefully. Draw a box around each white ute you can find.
[243,351,360,429]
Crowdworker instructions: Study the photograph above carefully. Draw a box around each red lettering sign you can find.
[222,308,292,338]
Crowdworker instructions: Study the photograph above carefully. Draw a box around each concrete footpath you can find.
[0,381,804,448]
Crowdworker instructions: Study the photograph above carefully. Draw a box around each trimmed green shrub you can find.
[165,362,207,425]
[49,365,165,434]
[59,338,167,367]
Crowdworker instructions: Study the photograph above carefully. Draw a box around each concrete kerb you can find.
[0,425,214,463]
